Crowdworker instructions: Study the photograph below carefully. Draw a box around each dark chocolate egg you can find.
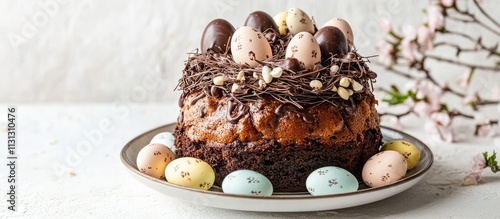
[279,58,302,72]
[201,19,235,54]
[244,11,279,33]
[314,26,348,64]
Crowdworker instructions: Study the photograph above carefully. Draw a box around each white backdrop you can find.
[1,0,498,103]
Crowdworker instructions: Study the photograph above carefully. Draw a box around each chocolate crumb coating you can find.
[175,17,382,192]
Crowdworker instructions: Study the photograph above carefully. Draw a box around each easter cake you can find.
[174,9,382,192]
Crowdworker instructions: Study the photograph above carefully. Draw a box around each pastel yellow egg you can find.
[273,11,288,35]
[285,7,314,35]
[165,157,215,190]
[381,140,421,170]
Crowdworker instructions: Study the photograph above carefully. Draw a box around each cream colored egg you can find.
[285,31,321,69]
[273,11,288,35]
[285,7,315,35]
[362,151,407,188]
[231,26,273,67]
[381,140,421,170]
[136,143,175,179]
[165,157,215,190]
[323,18,354,47]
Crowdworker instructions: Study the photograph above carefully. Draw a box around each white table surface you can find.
[1,103,499,218]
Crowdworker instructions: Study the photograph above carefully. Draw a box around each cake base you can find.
[175,126,381,192]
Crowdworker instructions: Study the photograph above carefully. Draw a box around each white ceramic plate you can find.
[121,124,433,212]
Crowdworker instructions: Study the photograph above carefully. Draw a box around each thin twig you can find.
[473,0,500,29]
[425,54,500,71]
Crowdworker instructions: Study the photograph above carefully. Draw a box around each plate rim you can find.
[120,124,433,201]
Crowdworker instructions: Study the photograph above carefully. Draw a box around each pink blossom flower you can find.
[430,112,454,142]
[416,80,442,111]
[401,39,417,62]
[459,70,472,91]
[462,154,486,186]
[377,40,395,66]
[427,5,445,33]
[462,91,479,105]
[440,0,454,7]
[380,18,392,33]
[440,81,448,90]
[477,124,495,137]
[402,25,417,41]
[399,25,418,61]
[413,80,442,118]
[417,26,434,52]
[413,101,433,118]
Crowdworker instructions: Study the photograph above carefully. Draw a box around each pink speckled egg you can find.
[136,143,175,179]
[362,150,407,188]
[231,26,273,67]
[285,31,321,70]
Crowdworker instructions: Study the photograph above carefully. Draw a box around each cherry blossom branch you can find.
[425,54,500,71]
[473,0,500,29]
[451,2,500,36]
[375,0,500,141]
[440,30,500,56]
[379,110,413,118]
[433,42,500,57]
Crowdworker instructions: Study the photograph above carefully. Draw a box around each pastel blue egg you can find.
[222,170,273,196]
[150,132,176,157]
[306,166,359,196]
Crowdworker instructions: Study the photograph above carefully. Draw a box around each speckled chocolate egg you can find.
[285,7,315,35]
[231,26,273,67]
[314,26,349,64]
[165,157,215,190]
[136,143,175,179]
[244,11,279,33]
[381,140,421,170]
[362,151,408,188]
[150,132,176,157]
[273,11,288,35]
[306,166,359,196]
[285,31,321,69]
[201,19,235,54]
[323,18,354,47]
[222,170,273,196]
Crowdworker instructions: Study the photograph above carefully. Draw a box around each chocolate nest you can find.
[176,30,378,110]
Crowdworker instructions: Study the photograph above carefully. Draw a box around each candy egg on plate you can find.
[150,132,176,157]
[381,140,421,170]
[362,151,407,188]
[165,157,215,190]
[306,166,359,196]
[136,143,175,179]
[222,170,273,196]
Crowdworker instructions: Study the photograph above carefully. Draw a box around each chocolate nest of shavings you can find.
[176,32,378,110]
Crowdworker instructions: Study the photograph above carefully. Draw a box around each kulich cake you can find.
[174,8,382,192]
